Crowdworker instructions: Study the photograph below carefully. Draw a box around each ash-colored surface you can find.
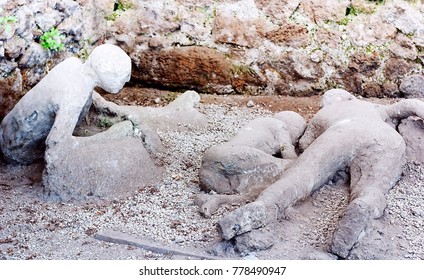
[0,100,424,260]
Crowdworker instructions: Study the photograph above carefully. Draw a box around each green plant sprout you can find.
[0,15,17,33]
[105,1,133,21]
[40,27,65,51]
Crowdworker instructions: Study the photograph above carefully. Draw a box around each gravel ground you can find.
[0,101,423,260]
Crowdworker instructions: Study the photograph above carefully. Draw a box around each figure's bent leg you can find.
[331,139,405,258]
[199,145,292,194]
[219,129,353,240]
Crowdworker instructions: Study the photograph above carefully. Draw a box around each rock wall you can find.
[1,0,424,117]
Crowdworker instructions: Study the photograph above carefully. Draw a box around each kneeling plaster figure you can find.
[215,89,424,258]
[0,44,206,202]
[0,44,132,165]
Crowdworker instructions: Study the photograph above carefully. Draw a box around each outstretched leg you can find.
[218,126,354,239]
[331,137,405,258]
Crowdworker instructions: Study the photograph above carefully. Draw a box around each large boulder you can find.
[131,46,265,94]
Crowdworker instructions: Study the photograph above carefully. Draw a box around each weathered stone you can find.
[13,6,36,40]
[350,0,379,15]
[0,69,23,119]
[35,8,63,32]
[0,59,17,75]
[213,0,267,48]
[389,33,418,61]
[256,0,300,21]
[381,1,424,36]
[382,82,399,98]
[1,0,423,102]
[347,13,397,47]
[3,36,26,60]
[384,58,414,81]
[316,29,342,49]
[301,0,349,26]
[92,0,116,13]
[266,24,310,48]
[398,117,424,163]
[58,11,84,41]
[339,71,364,95]
[399,74,424,98]
[269,51,324,96]
[132,46,231,93]
[132,46,264,94]
[18,43,49,69]
[348,52,380,77]
[338,52,381,95]
[362,83,383,98]
[292,51,324,80]
[235,230,275,253]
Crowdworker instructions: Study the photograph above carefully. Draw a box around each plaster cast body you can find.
[0,44,131,164]
[217,89,424,258]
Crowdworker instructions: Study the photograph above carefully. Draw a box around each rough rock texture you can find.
[399,74,424,98]
[0,69,22,121]
[235,230,275,253]
[1,0,424,117]
[216,89,424,258]
[131,46,265,94]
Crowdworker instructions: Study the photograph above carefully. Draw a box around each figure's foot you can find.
[194,194,223,217]
[218,201,278,240]
[331,200,371,258]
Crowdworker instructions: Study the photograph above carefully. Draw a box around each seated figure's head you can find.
[320,89,356,108]
[86,44,131,93]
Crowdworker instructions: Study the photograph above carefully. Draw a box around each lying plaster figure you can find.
[205,89,424,258]
[195,111,306,217]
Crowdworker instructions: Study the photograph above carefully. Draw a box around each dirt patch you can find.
[102,86,322,118]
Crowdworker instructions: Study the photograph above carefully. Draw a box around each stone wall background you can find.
[0,0,423,117]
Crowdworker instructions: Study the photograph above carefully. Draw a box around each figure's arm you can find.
[385,99,424,121]
[44,108,80,164]
[92,91,125,116]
